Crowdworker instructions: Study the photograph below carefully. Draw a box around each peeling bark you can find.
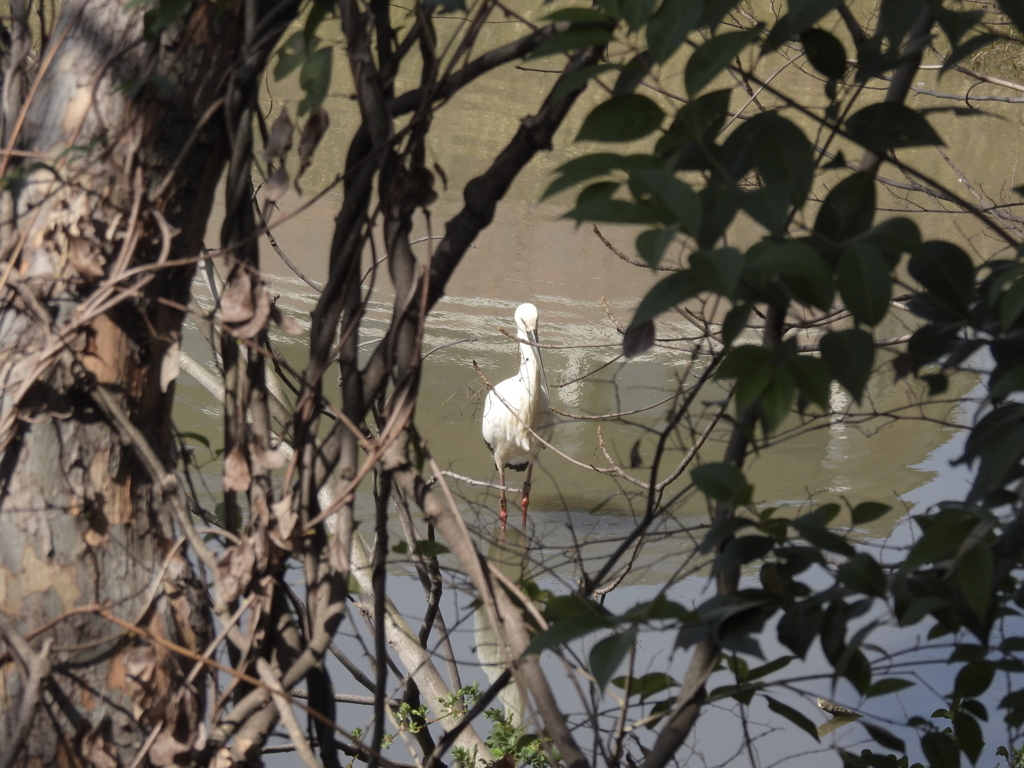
[0,1,295,763]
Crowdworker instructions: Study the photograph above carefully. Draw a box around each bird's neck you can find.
[518,332,544,394]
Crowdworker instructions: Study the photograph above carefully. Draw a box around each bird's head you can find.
[514,303,540,337]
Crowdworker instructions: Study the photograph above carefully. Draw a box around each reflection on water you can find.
[474,528,531,726]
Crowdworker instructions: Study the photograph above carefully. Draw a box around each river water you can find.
[171,4,1024,766]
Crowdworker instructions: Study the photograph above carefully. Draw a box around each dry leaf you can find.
[263,107,293,162]
[67,236,105,280]
[270,304,304,335]
[78,727,119,768]
[629,439,643,468]
[160,339,180,393]
[295,108,329,193]
[251,492,271,527]
[149,727,191,766]
[215,540,255,603]
[252,526,270,575]
[220,267,254,324]
[148,688,200,766]
[433,161,448,190]
[252,444,288,469]
[222,446,251,493]
[225,283,271,339]
[124,643,158,719]
[264,164,289,203]
[623,319,655,359]
[193,723,208,753]
[125,644,157,686]
[271,494,298,541]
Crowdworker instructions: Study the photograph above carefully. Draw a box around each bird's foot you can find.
[499,498,508,527]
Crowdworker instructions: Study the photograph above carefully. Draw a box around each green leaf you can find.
[905,511,975,569]
[784,0,844,34]
[838,243,892,326]
[551,63,621,103]
[636,227,679,268]
[909,241,975,314]
[615,52,654,96]
[747,655,794,681]
[144,0,194,38]
[526,614,611,655]
[955,662,995,699]
[691,463,753,504]
[178,431,211,449]
[544,8,614,23]
[838,553,887,598]
[778,603,824,657]
[620,0,658,31]
[685,28,760,96]
[787,355,831,410]
[921,731,961,768]
[577,95,665,142]
[628,169,702,236]
[880,0,926,45]
[424,0,466,12]
[790,518,856,557]
[867,677,914,697]
[527,26,615,60]
[820,329,875,403]
[544,153,656,199]
[815,173,876,245]
[953,712,983,765]
[734,359,774,414]
[566,198,660,224]
[628,270,702,328]
[690,247,743,298]
[1001,274,1024,329]
[275,31,310,81]
[800,28,847,79]
[764,696,820,742]
[612,671,675,697]
[721,303,752,347]
[590,628,636,690]
[851,502,891,525]
[298,46,332,116]
[714,535,777,575]
[845,103,943,153]
[856,216,922,264]
[717,344,772,379]
[646,0,703,62]
[863,723,905,753]
[745,113,815,208]
[998,0,1024,36]
[936,8,985,48]
[697,183,743,248]
[760,368,796,433]
[957,544,993,620]
[412,540,450,558]
[744,239,835,311]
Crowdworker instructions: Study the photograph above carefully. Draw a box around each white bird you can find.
[482,303,554,526]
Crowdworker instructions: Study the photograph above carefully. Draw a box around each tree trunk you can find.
[0,1,292,764]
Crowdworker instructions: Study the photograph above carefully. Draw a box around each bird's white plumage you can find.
[481,303,553,522]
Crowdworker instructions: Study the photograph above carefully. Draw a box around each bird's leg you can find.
[521,463,534,525]
[499,466,508,527]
